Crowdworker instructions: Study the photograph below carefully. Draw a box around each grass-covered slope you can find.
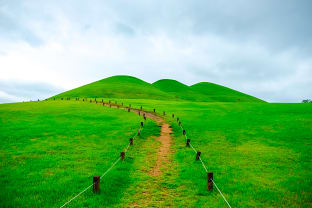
[153,79,214,101]
[53,75,176,100]
[52,75,264,102]
[108,98,312,207]
[0,101,158,208]
[191,82,264,102]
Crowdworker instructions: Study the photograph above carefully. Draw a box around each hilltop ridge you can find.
[52,75,265,102]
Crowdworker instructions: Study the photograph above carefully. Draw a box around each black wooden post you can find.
[183,129,186,135]
[141,121,144,127]
[138,129,141,136]
[208,172,213,191]
[121,152,125,160]
[128,108,130,112]
[177,117,179,122]
[179,121,181,126]
[172,113,174,118]
[140,106,142,110]
[153,109,155,113]
[93,176,100,193]
[186,139,190,147]
[196,151,201,160]
[130,138,133,145]
[163,111,165,116]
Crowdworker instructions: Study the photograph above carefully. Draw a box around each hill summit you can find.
[52,75,264,102]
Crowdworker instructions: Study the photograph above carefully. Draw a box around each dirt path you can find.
[96,102,176,206]
[98,102,172,177]
[127,107,173,177]
[149,123,172,176]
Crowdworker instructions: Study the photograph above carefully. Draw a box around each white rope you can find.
[198,156,208,173]
[124,143,131,152]
[59,183,94,208]
[189,143,197,153]
[59,120,143,208]
[100,157,121,179]
[174,114,232,208]
[212,180,232,208]
[59,157,121,208]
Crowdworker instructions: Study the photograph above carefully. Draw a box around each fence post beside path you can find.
[120,152,125,160]
[196,151,201,160]
[186,139,190,147]
[93,176,100,193]
[208,172,213,191]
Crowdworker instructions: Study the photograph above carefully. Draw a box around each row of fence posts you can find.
[56,98,229,206]
[52,98,149,196]
[172,113,214,191]
[92,120,143,193]
[53,98,213,190]
[55,98,215,194]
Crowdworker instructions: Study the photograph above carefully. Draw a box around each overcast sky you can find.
[0,0,311,103]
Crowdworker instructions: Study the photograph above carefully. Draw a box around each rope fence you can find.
[58,98,145,208]
[177,116,232,208]
[53,98,232,207]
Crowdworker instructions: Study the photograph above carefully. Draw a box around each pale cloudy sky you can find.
[0,0,311,103]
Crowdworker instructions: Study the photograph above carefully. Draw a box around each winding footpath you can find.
[100,102,173,176]
[98,101,176,206]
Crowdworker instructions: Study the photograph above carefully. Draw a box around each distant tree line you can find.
[302,99,312,103]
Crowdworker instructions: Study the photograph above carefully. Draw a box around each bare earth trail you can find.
[96,102,179,207]
[99,102,172,176]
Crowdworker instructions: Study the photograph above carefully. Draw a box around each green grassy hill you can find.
[152,79,214,101]
[52,75,264,102]
[53,75,176,100]
[190,82,264,102]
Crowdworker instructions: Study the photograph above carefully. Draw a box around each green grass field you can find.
[1,75,311,207]
[0,101,159,207]
[99,98,312,207]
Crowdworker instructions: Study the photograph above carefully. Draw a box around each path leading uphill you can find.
[97,102,179,206]
[100,102,172,176]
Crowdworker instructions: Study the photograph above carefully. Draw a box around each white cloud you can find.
[0,0,311,103]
